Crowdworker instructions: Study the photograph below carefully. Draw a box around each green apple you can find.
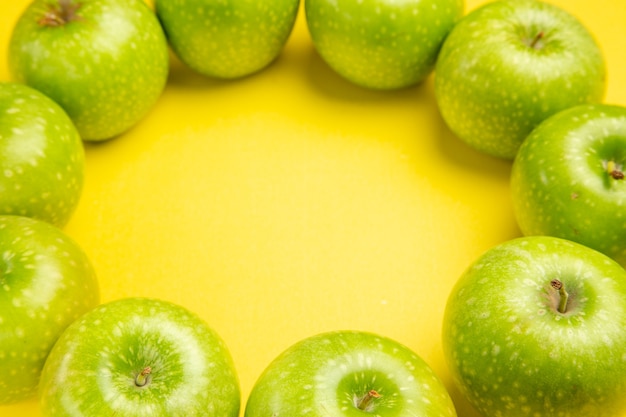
[39,297,240,417]
[434,0,606,159]
[305,0,464,90]
[442,236,626,417]
[0,82,84,227]
[511,104,626,267]
[245,330,457,417]
[155,0,300,79]
[9,0,169,141]
[0,215,99,404]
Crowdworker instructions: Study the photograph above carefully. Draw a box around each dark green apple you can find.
[155,0,300,79]
[306,0,464,89]
[0,82,83,227]
[511,104,626,266]
[435,0,606,159]
[9,0,169,141]
[0,215,99,404]
[245,330,457,417]
[443,236,626,417]
[39,297,240,417]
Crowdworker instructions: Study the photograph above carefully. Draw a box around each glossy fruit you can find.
[9,0,169,141]
[434,0,606,159]
[443,236,626,417]
[245,330,457,417]
[155,0,300,79]
[39,297,240,417]
[511,104,626,266]
[306,0,464,89]
[0,82,84,227]
[0,215,99,404]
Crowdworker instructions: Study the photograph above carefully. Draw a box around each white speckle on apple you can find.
[15,327,25,338]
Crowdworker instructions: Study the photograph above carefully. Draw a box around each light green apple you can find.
[245,330,457,417]
[511,104,626,266]
[443,236,626,417]
[39,297,240,417]
[0,215,99,404]
[0,82,83,227]
[9,0,170,141]
[434,0,606,159]
[155,0,300,79]
[306,0,464,89]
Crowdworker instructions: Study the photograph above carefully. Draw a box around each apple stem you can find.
[134,366,152,387]
[356,389,381,411]
[550,279,569,314]
[38,0,82,27]
[607,160,624,180]
[529,31,545,49]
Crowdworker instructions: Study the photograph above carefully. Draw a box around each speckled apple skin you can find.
[306,0,464,90]
[9,0,169,141]
[0,215,99,404]
[155,0,300,79]
[443,236,626,417]
[511,104,626,266]
[245,330,457,417]
[39,297,240,417]
[434,0,606,159]
[0,83,84,227]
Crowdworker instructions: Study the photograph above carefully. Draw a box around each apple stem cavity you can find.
[550,279,569,314]
[355,389,381,412]
[38,0,83,27]
[134,366,152,388]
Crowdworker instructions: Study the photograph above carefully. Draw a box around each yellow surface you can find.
[1,1,625,416]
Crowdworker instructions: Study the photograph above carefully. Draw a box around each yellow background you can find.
[1,0,625,416]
